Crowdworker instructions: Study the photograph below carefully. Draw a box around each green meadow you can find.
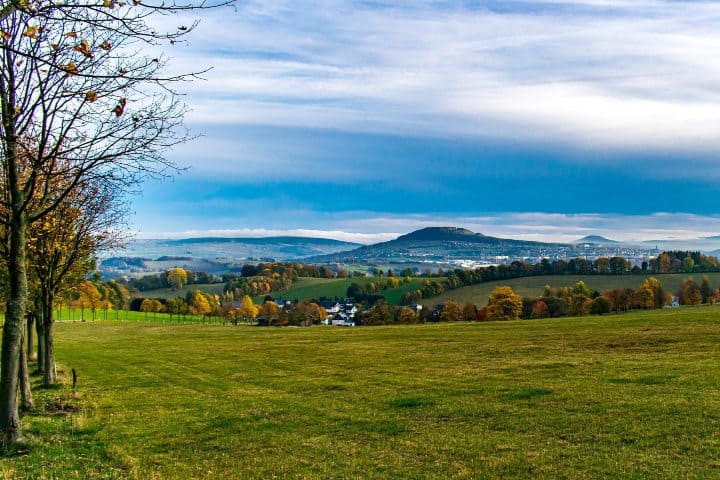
[2,306,720,479]
[138,276,431,306]
[423,272,720,307]
[136,282,227,300]
[248,276,438,305]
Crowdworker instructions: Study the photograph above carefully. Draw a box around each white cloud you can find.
[150,0,720,156]
[137,227,398,244]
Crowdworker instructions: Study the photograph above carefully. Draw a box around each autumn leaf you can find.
[1,31,10,43]
[72,40,93,58]
[65,31,78,38]
[64,61,78,76]
[100,40,111,51]
[103,0,115,8]
[112,98,126,117]
[23,26,39,39]
[85,91,98,102]
[119,68,128,75]
[50,43,59,51]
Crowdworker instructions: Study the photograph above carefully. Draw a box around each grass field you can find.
[138,282,226,300]
[252,276,439,305]
[141,276,431,306]
[423,272,720,307]
[3,306,720,478]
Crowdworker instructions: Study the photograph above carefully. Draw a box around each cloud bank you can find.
[165,0,720,152]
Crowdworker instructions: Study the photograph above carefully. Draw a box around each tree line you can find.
[355,274,717,327]
[396,252,720,305]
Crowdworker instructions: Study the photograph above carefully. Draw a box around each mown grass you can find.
[2,306,720,478]
[423,272,720,306]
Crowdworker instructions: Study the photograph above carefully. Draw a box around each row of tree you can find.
[0,0,227,446]
[359,275,719,326]
[128,268,216,292]
[397,252,720,305]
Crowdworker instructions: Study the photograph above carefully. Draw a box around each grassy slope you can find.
[138,282,226,300]
[423,272,720,307]
[252,277,437,305]
[3,306,720,478]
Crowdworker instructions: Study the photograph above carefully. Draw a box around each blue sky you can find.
[135,0,720,243]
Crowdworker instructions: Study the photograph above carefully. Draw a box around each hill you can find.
[304,226,572,266]
[10,307,720,478]
[572,235,619,244]
[100,236,361,278]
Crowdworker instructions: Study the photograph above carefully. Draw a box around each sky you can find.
[132,0,720,244]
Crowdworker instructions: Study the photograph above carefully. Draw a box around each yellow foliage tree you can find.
[398,306,419,324]
[167,268,188,290]
[237,295,258,323]
[487,286,523,321]
[440,300,462,322]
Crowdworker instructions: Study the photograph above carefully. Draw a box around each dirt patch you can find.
[45,401,79,416]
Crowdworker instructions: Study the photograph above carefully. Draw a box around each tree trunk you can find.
[0,214,28,446]
[43,291,56,386]
[19,331,33,411]
[35,313,45,375]
[26,313,35,362]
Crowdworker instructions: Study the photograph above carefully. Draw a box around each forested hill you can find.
[304,227,571,264]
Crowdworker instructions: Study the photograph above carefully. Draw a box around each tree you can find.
[487,286,522,321]
[440,300,461,322]
[25,181,124,385]
[398,306,419,324]
[237,295,258,323]
[462,303,477,322]
[362,302,393,326]
[683,254,695,273]
[140,298,163,319]
[188,290,212,319]
[638,276,667,308]
[531,300,549,319]
[700,275,713,303]
[590,296,610,315]
[0,0,229,445]
[167,268,188,291]
[679,279,702,305]
[635,283,655,309]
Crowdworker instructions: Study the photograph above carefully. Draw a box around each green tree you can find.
[683,254,695,273]
[590,296,610,315]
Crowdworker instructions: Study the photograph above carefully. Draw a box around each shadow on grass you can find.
[501,387,553,401]
[389,396,435,408]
